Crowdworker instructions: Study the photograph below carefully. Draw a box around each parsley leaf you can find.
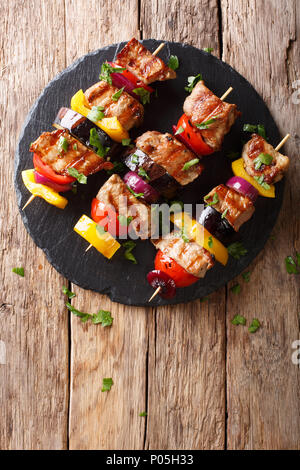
[285,256,299,274]
[231,314,246,326]
[73,143,78,151]
[243,123,267,140]
[195,117,217,130]
[67,168,87,184]
[227,242,248,260]
[89,128,110,157]
[101,378,113,392]
[62,286,75,299]
[183,158,200,171]
[87,105,104,123]
[257,124,267,140]
[203,47,214,53]
[248,318,261,333]
[92,310,113,327]
[99,61,125,84]
[221,208,228,219]
[123,241,137,264]
[175,126,184,135]
[185,73,202,93]
[180,226,190,243]
[230,283,241,294]
[253,175,270,190]
[138,168,150,181]
[58,136,69,153]
[106,161,125,175]
[168,55,179,70]
[253,152,273,170]
[139,411,147,417]
[242,271,251,283]
[204,192,219,206]
[208,236,213,248]
[127,185,144,199]
[243,123,257,133]
[133,87,150,105]
[122,138,132,146]
[131,154,139,165]
[118,215,133,226]
[112,87,124,101]
[12,267,24,277]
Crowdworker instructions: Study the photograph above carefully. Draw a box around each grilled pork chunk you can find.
[153,231,215,278]
[242,133,289,184]
[30,129,111,176]
[136,131,204,186]
[115,37,176,85]
[183,80,240,151]
[96,174,151,239]
[84,80,144,131]
[204,184,255,232]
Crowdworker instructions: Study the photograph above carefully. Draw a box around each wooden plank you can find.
[0,0,69,450]
[65,0,149,450]
[222,0,300,449]
[141,0,226,450]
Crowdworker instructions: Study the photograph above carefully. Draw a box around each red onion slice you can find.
[34,171,73,193]
[226,176,258,203]
[147,270,176,299]
[123,171,160,204]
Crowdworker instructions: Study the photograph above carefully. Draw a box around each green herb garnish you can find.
[106,161,125,175]
[122,138,132,146]
[62,286,75,299]
[208,236,213,248]
[127,186,144,199]
[112,86,124,101]
[183,158,200,171]
[253,175,270,190]
[67,168,87,184]
[221,208,228,219]
[99,61,125,84]
[248,318,260,333]
[123,241,137,264]
[87,105,104,123]
[204,192,219,206]
[168,55,179,70]
[139,411,148,417]
[96,225,107,236]
[180,226,190,243]
[253,153,273,170]
[89,128,110,157]
[117,215,133,226]
[195,117,217,130]
[175,126,184,135]
[296,252,300,266]
[12,267,24,277]
[66,302,113,326]
[243,123,267,140]
[101,378,113,392]
[185,73,203,93]
[73,143,78,151]
[257,124,267,139]
[133,87,150,105]
[203,47,214,53]
[231,314,246,326]
[230,283,241,294]
[227,242,248,260]
[131,154,139,165]
[243,124,257,133]
[58,136,69,153]
[242,271,251,283]
[138,168,150,181]
[285,256,299,274]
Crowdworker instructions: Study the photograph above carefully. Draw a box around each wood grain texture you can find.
[0,0,69,450]
[222,0,300,450]
[141,0,226,450]
[65,0,149,450]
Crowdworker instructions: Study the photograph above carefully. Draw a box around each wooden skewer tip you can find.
[22,194,35,210]
[275,133,291,151]
[220,86,233,101]
[153,42,165,56]
[85,244,93,252]
[148,286,162,302]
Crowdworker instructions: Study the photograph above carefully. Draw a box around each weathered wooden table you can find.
[1,0,299,450]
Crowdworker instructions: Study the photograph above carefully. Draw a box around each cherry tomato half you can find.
[154,250,199,288]
[33,153,76,185]
[176,114,213,156]
[91,198,129,238]
[110,62,154,93]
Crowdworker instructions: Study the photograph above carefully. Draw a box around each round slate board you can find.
[15,40,283,306]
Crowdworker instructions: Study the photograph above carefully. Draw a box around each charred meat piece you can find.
[242,133,289,184]
[136,131,204,186]
[96,174,152,239]
[115,37,176,85]
[84,80,144,131]
[204,184,255,232]
[54,107,120,159]
[123,148,179,199]
[183,80,240,151]
[152,231,215,278]
[30,129,111,176]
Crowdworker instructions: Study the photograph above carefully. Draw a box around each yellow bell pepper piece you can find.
[74,215,120,259]
[22,169,68,209]
[171,212,228,266]
[70,89,129,143]
[232,158,275,198]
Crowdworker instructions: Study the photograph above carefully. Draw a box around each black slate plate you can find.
[15,40,283,306]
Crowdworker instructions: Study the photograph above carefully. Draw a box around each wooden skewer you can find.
[148,286,162,302]
[153,43,165,56]
[275,133,290,151]
[85,244,93,252]
[220,86,233,101]
[22,194,35,210]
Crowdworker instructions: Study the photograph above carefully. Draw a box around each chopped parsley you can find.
[67,168,87,184]
[66,302,113,326]
[253,175,270,190]
[221,208,228,219]
[101,378,113,392]
[243,124,257,133]
[133,87,150,105]
[175,126,184,135]
[204,192,219,206]
[180,226,190,243]
[87,105,104,123]
[123,241,137,264]
[183,158,199,171]
[208,236,213,248]
[248,318,261,333]
[138,168,150,181]
[243,123,267,140]
[168,55,179,70]
[242,271,251,283]
[12,267,24,277]
[253,152,273,170]
[185,73,203,93]
[99,61,125,84]
[285,256,299,274]
[118,215,133,226]
[230,283,241,294]
[227,242,248,260]
[58,136,69,153]
[122,138,132,146]
[231,314,246,326]
[62,286,75,299]
[112,87,124,101]
[127,186,144,199]
[203,47,214,53]
[131,154,139,165]
[73,143,78,151]
[96,225,107,236]
[195,117,217,130]
[297,252,300,265]
[139,411,148,417]
[89,128,110,157]
[106,161,125,175]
